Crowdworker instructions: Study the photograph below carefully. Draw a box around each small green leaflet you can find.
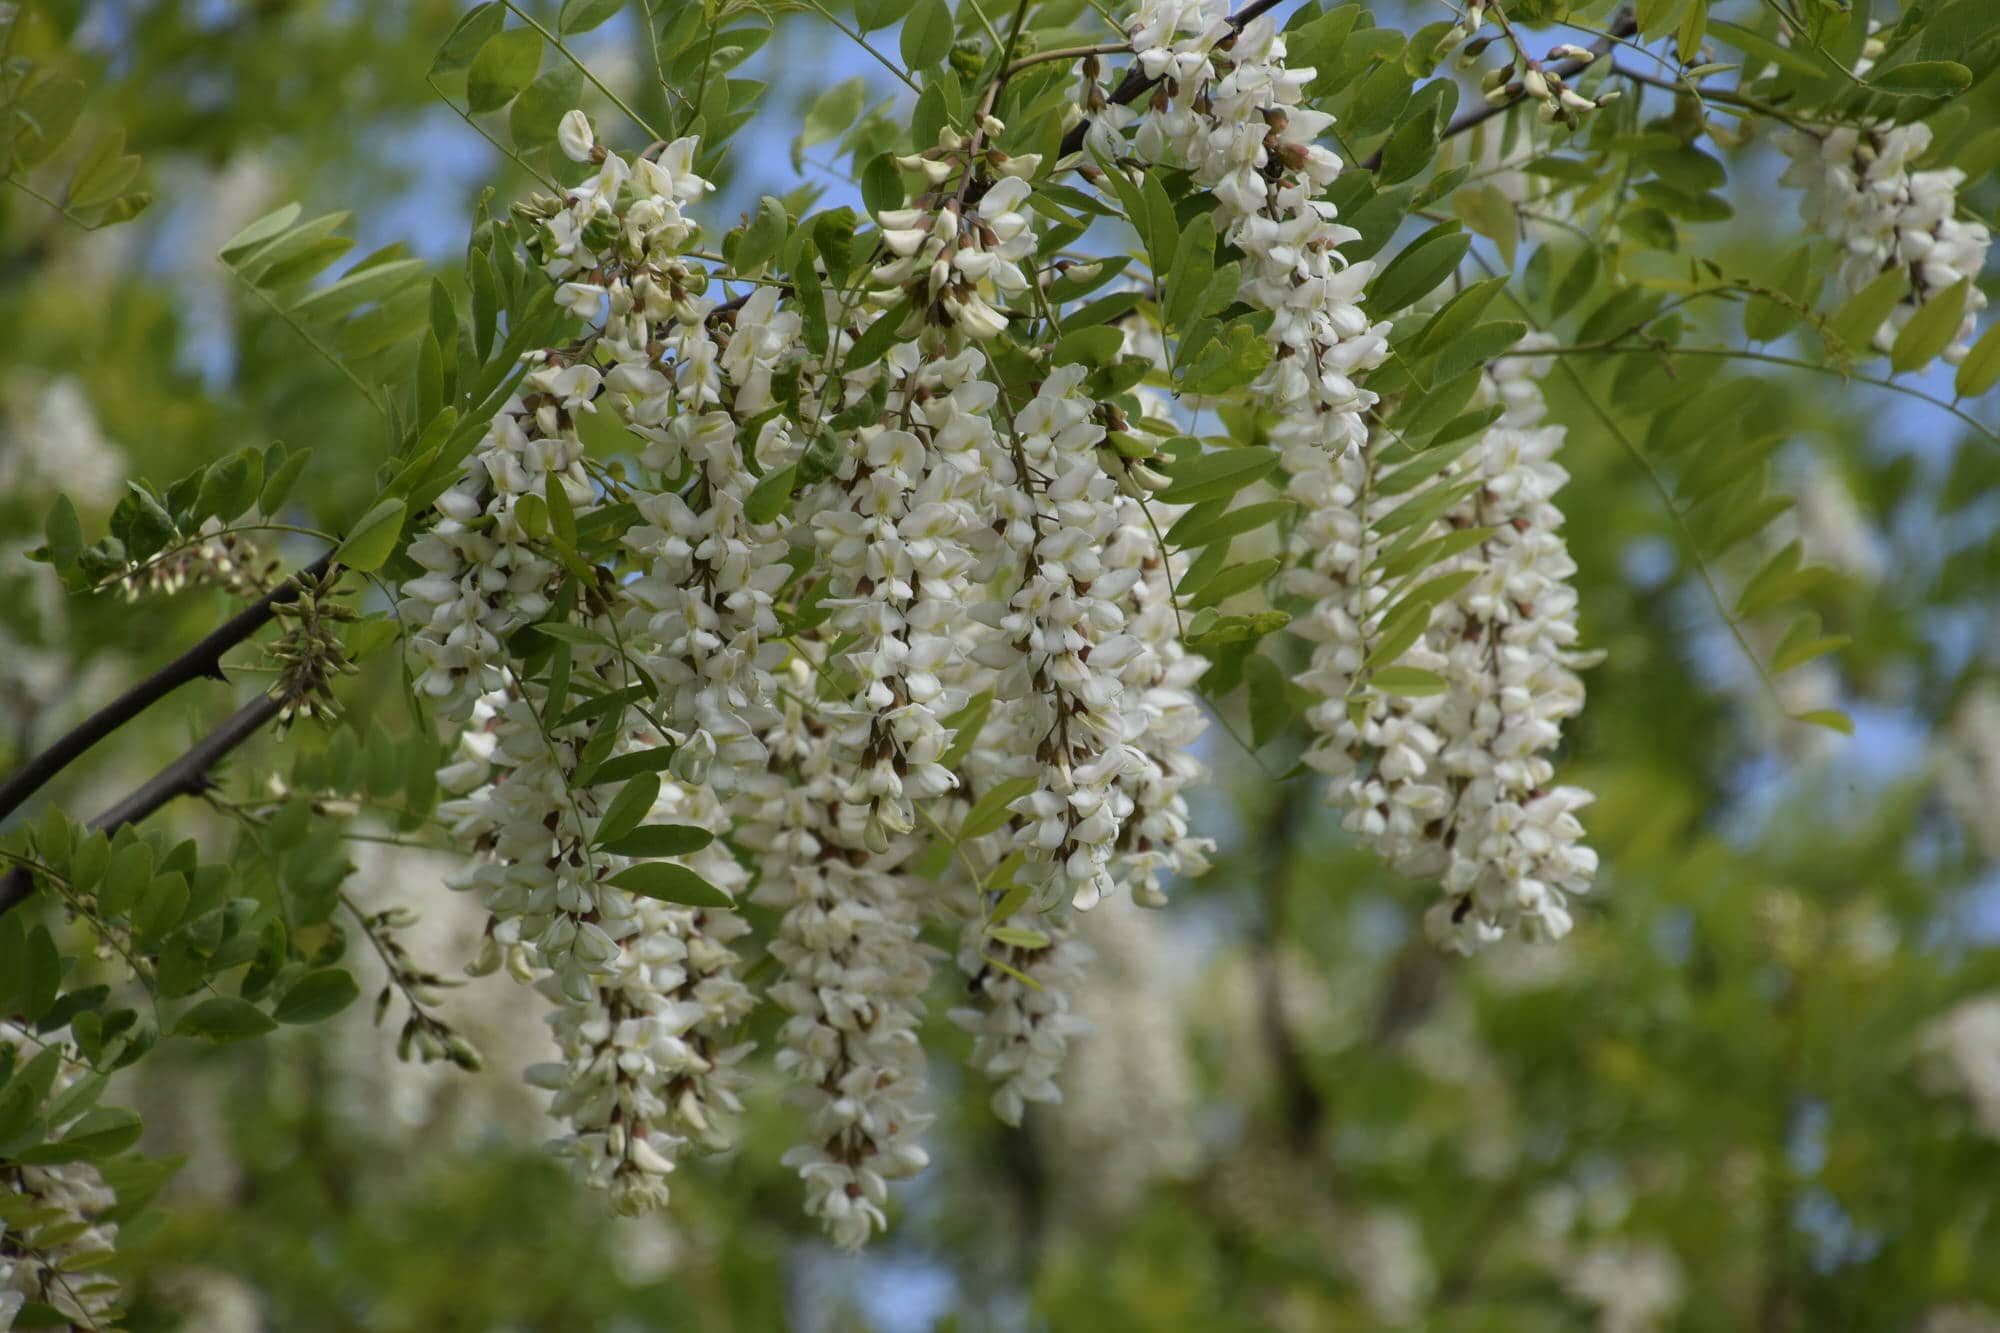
[608,863,735,908]
[593,774,661,846]
[599,824,715,858]
[962,776,1039,840]
[337,497,406,573]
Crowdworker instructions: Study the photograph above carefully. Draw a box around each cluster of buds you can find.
[1475,36,1618,129]
[872,122,1040,342]
[360,902,483,1070]
[1091,401,1174,500]
[115,518,279,603]
[269,568,359,727]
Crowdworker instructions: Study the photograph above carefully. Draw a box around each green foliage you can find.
[0,0,1997,1325]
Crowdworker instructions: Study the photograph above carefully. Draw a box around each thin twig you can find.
[1057,0,1289,160]
[1360,11,1639,172]
[0,692,283,915]
[0,550,335,823]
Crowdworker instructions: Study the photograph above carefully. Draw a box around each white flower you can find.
[558,108,596,163]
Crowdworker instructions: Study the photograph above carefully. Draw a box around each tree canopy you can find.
[3,0,2000,1328]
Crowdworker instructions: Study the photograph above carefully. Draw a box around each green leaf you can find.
[1184,557,1280,609]
[220,203,304,263]
[1370,664,1448,696]
[1744,246,1812,342]
[589,745,682,794]
[1164,213,1217,330]
[1889,278,1970,372]
[260,444,312,514]
[1156,447,1279,506]
[545,471,577,545]
[745,463,798,523]
[1956,318,2000,397]
[1791,708,1854,735]
[1870,59,1973,96]
[963,776,1039,840]
[600,824,715,858]
[10,74,83,168]
[608,863,734,907]
[1771,614,1848,675]
[844,298,914,371]
[860,153,902,218]
[559,0,625,35]
[65,130,143,213]
[901,0,954,70]
[1184,608,1290,649]
[593,773,661,845]
[938,690,994,769]
[273,969,360,1024]
[736,195,790,273]
[1826,267,1908,356]
[1166,499,1295,550]
[1368,224,1470,316]
[336,497,407,572]
[799,77,867,166]
[17,1107,142,1165]
[41,495,82,573]
[176,996,277,1044]
[855,0,919,30]
[193,447,264,524]
[509,63,586,150]
[1244,653,1293,749]
[987,925,1051,950]
[467,27,543,114]
[132,873,188,947]
[1051,325,1123,367]
[1434,320,1528,382]
[1708,18,1825,80]
[431,2,506,82]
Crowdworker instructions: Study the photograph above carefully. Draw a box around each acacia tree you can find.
[3,0,1999,1326]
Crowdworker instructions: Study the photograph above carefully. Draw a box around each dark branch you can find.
[1057,0,1287,161]
[0,692,283,916]
[1361,11,1639,172]
[1254,780,1325,1151]
[0,550,334,823]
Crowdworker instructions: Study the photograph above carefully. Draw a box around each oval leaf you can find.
[608,863,734,908]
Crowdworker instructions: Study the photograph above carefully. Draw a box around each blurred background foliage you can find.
[2,0,1999,1329]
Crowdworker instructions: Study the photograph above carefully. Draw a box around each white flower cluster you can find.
[973,364,1146,912]
[1104,0,1595,945]
[951,907,1093,1126]
[1419,345,1597,950]
[738,668,934,1248]
[1288,347,1596,952]
[527,781,755,1216]
[395,0,1618,1231]
[1780,113,1991,365]
[406,123,754,1215]
[812,343,988,847]
[1,1025,121,1330]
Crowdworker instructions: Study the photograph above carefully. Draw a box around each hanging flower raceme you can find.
[736,665,935,1250]
[1421,342,1597,952]
[390,4,1613,1233]
[1778,32,1991,368]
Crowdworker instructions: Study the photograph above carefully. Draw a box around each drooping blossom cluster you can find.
[1288,342,1596,952]
[1779,34,1991,367]
[402,125,755,1216]
[392,0,1610,1241]
[1107,0,1595,948]
[1417,343,1597,950]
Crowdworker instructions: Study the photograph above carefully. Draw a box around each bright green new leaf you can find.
[336,497,407,572]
